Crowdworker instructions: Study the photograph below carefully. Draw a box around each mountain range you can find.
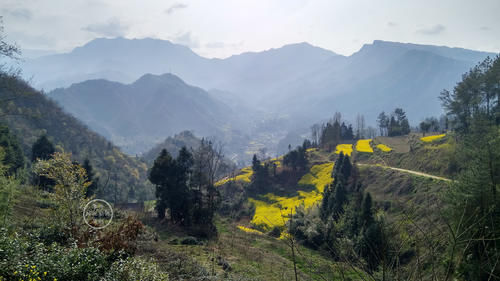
[48,73,246,154]
[23,37,497,160]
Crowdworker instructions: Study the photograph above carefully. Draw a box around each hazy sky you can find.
[1,0,499,58]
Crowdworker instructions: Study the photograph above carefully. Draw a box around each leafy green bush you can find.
[268,226,281,238]
[180,236,200,245]
[0,229,109,281]
[103,257,169,281]
[0,228,168,281]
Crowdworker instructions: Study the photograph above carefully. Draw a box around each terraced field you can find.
[249,162,334,230]
[335,144,353,156]
[356,139,374,153]
[421,133,446,142]
[215,166,253,186]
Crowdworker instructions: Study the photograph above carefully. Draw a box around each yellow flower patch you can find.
[269,157,282,168]
[306,148,317,152]
[376,144,392,152]
[335,144,353,156]
[250,191,322,230]
[298,162,334,193]
[250,163,334,230]
[356,139,374,153]
[420,134,446,142]
[215,166,253,186]
[237,225,263,235]
[279,231,292,240]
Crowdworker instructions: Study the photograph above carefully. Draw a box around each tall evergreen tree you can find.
[83,159,99,198]
[328,181,347,221]
[377,112,389,136]
[31,135,55,162]
[32,135,56,191]
[149,149,174,220]
[440,56,500,280]
[0,125,24,174]
[360,192,374,228]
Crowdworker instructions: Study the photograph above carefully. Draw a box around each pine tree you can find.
[83,159,99,198]
[320,183,332,221]
[377,112,389,136]
[31,135,55,162]
[360,192,374,228]
[440,56,500,280]
[0,125,24,174]
[252,154,260,172]
[329,181,347,221]
[341,155,352,183]
[32,135,56,191]
[149,149,174,220]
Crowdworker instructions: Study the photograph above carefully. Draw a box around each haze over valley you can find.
[1,1,499,279]
[21,37,495,161]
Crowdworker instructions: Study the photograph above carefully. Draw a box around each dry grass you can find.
[374,135,411,153]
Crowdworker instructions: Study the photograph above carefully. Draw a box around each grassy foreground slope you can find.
[210,135,453,278]
[354,133,456,178]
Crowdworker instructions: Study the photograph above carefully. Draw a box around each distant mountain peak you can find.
[70,36,195,57]
[133,72,186,86]
[355,39,496,63]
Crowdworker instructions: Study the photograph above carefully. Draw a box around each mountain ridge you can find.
[48,72,244,155]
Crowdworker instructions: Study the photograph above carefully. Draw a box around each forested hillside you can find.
[49,73,244,155]
[0,73,152,202]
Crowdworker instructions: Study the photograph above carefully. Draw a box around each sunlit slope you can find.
[215,166,253,186]
[250,162,333,230]
[356,139,374,153]
[335,144,353,156]
[376,144,393,152]
[421,133,446,142]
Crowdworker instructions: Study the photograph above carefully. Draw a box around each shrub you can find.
[0,228,168,281]
[268,226,281,238]
[180,236,200,245]
[103,257,169,281]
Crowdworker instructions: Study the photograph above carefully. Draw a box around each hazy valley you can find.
[1,3,499,280]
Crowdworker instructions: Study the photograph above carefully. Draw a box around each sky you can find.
[1,0,499,58]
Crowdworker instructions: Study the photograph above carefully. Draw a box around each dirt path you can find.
[358,163,452,182]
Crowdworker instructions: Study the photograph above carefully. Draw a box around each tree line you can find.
[149,139,223,236]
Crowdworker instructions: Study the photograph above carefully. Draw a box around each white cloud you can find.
[83,18,129,37]
[2,0,500,57]
[2,8,33,20]
[171,32,199,48]
[416,24,446,35]
[165,3,188,15]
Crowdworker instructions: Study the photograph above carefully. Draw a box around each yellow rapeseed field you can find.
[356,139,374,153]
[420,133,446,142]
[215,166,253,186]
[237,225,264,235]
[269,156,283,168]
[298,162,334,193]
[250,162,334,230]
[335,144,353,156]
[376,144,392,152]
